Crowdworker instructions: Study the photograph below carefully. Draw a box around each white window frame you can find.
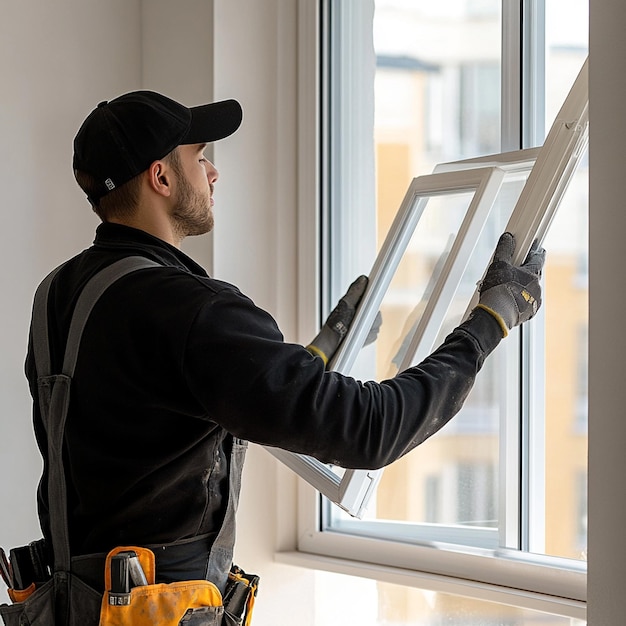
[271,0,588,619]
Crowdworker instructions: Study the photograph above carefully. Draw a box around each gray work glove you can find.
[306,275,381,366]
[477,232,546,337]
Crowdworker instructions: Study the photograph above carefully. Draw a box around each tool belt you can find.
[1,540,258,626]
[0,258,258,625]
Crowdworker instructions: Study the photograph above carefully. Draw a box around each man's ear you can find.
[146,159,172,197]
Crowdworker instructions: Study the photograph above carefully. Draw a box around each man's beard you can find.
[170,172,214,239]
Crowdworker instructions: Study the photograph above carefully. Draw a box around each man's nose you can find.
[206,161,219,183]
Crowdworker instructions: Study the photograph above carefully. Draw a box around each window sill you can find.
[275,548,586,621]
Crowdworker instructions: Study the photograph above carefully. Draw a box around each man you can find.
[26,91,544,601]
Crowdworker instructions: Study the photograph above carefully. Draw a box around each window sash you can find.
[266,164,510,517]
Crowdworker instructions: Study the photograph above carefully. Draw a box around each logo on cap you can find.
[105,178,116,191]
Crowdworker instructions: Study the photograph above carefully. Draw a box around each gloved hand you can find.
[307,275,380,366]
[477,232,546,337]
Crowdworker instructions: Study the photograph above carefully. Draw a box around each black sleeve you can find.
[183,287,503,470]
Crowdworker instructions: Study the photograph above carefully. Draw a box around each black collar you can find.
[93,222,209,277]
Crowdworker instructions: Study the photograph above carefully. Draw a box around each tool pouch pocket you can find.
[98,547,224,626]
[222,566,259,626]
[0,572,102,626]
[100,581,224,626]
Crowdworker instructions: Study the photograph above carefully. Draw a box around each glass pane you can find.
[330,176,527,547]
[540,159,588,561]
[312,569,584,625]
[349,0,505,537]
[350,190,475,384]
[373,0,502,249]
[538,0,588,562]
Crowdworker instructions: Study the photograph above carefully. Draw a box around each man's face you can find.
[169,143,219,238]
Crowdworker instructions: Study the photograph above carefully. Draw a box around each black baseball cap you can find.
[73,90,243,203]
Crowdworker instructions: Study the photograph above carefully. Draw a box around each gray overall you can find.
[0,257,247,626]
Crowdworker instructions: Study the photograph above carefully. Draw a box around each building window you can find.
[275,0,589,620]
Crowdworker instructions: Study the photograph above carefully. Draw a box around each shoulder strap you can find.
[31,256,161,572]
[31,262,67,380]
[32,256,162,378]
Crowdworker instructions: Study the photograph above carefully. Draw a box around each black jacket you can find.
[26,222,502,556]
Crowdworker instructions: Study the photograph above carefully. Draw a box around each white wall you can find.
[587,1,626,623]
[1,0,625,624]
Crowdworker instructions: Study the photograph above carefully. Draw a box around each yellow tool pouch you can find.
[98,546,224,626]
